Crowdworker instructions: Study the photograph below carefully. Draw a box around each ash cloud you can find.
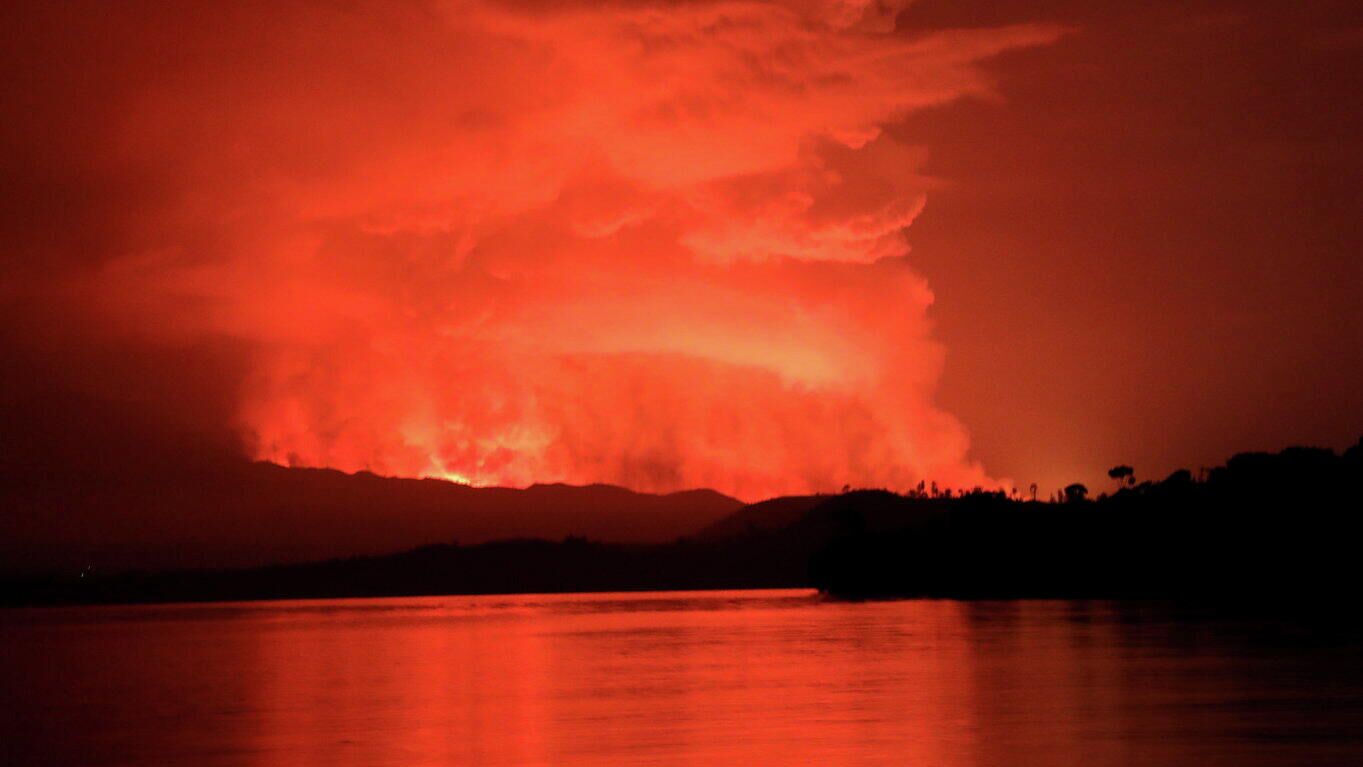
[1,1,1063,499]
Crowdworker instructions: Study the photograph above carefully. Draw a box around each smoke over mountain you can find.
[2,1,1064,498]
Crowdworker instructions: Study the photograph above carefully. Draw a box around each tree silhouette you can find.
[1063,483,1089,503]
[1165,468,1193,485]
[1108,464,1134,491]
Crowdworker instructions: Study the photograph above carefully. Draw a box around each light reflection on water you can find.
[2,590,1361,766]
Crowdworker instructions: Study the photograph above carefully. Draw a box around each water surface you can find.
[3,590,1361,765]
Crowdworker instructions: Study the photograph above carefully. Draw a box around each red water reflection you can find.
[3,591,1361,766]
[240,591,977,766]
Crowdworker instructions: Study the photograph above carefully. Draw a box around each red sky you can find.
[3,0,1361,502]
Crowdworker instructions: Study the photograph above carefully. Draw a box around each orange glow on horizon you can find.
[12,1,1070,500]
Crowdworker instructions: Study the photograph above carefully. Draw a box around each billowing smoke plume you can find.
[3,1,1062,499]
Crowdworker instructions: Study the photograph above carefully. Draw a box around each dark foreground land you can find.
[4,439,1361,607]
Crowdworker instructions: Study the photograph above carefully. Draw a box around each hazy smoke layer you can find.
[4,1,1061,499]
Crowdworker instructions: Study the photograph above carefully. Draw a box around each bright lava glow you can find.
[18,1,1068,499]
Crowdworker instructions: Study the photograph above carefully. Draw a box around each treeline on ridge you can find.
[5,438,1361,606]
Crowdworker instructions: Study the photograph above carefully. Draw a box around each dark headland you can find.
[3,438,1361,607]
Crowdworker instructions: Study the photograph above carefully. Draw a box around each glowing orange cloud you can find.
[38,1,1064,499]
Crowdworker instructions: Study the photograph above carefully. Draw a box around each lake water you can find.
[3,590,1361,766]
